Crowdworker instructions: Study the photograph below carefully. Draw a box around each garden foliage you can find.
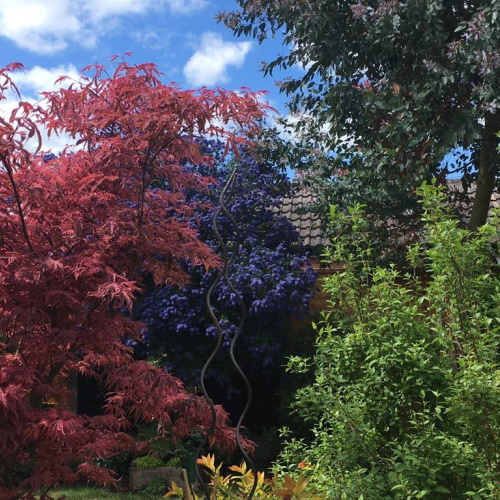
[0,60,266,498]
[221,0,500,255]
[280,184,500,499]
[137,139,317,389]
[166,454,324,499]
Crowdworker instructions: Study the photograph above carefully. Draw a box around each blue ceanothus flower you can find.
[136,139,317,392]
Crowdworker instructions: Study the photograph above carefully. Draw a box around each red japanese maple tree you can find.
[0,59,267,499]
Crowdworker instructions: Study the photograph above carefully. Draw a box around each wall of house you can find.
[290,257,343,333]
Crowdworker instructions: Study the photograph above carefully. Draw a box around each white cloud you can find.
[84,0,149,20]
[183,32,252,87]
[0,65,83,152]
[83,0,207,18]
[11,65,81,97]
[165,0,207,14]
[0,0,83,54]
[291,42,315,73]
[132,29,173,51]
[0,94,77,154]
[0,0,207,55]
[274,112,356,151]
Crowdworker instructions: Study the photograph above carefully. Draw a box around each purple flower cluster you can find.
[136,140,317,389]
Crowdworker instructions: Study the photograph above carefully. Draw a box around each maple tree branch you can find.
[137,135,177,226]
[137,147,149,226]
[0,152,34,253]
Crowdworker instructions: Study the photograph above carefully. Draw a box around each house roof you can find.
[447,179,500,217]
[280,188,329,249]
[281,180,500,249]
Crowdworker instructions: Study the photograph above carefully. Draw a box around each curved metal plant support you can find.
[195,168,257,500]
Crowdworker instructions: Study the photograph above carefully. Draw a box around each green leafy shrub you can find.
[278,183,500,499]
[133,456,165,469]
[141,476,167,496]
[95,451,133,477]
[166,457,182,468]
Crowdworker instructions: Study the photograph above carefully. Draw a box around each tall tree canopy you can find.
[0,60,266,498]
[221,0,500,253]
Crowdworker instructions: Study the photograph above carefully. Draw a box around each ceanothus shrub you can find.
[136,140,317,391]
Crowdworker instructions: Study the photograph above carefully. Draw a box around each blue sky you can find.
[0,0,302,150]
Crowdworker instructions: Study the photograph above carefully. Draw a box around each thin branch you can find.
[0,152,34,253]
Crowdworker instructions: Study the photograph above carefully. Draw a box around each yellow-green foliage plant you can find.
[277,183,500,499]
[164,454,324,499]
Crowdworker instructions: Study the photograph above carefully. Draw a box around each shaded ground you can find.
[40,485,163,499]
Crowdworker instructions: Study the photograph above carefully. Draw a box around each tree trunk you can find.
[468,112,500,231]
